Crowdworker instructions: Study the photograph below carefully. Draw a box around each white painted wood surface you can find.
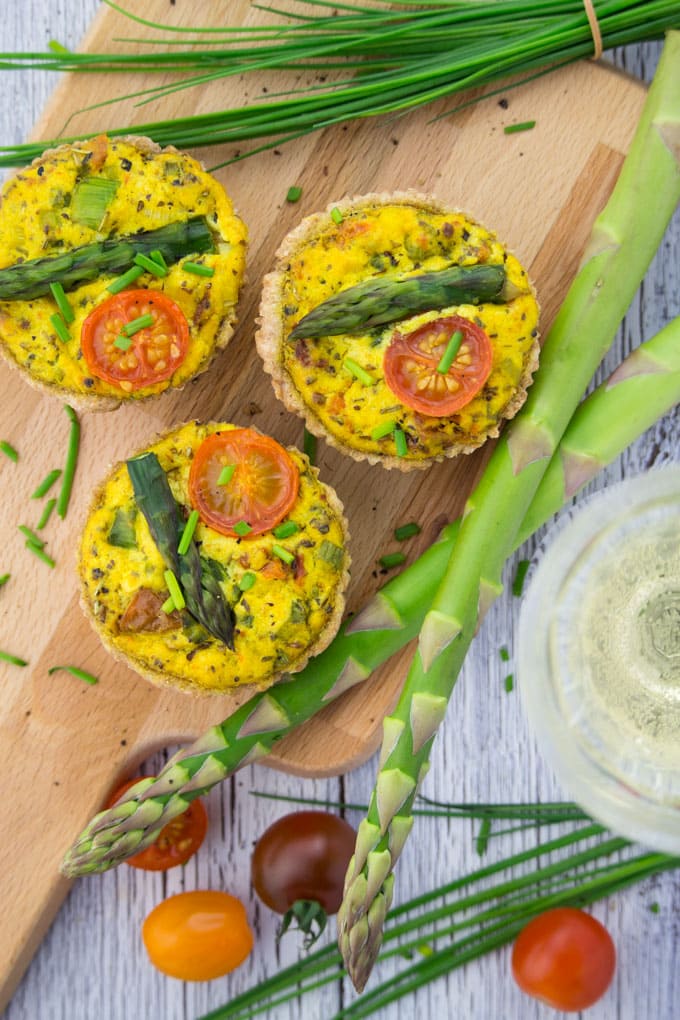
[1,5,678,1019]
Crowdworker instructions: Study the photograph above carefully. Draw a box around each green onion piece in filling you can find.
[123,313,155,337]
[272,544,295,565]
[273,520,299,540]
[107,265,144,294]
[330,207,343,224]
[394,427,408,457]
[394,522,421,542]
[217,464,236,486]
[161,595,176,614]
[133,252,167,277]
[318,539,344,569]
[286,186,302,203]
[379,551,407,570]
[19,525,44,547]
[0,440,18,462]
[0,650,28,666]
[177,509,200,555]
[49,282,74,324]
[31,468,62,499]
[113,335,132,351]
[239,571,256,592]
[107,507,138,549]
[512,558,531,597]
[48,664,99,685]
[26,542,55,568]
[504,120,536,134]
[164,568,186,611]
[344,357,376,387]
[303,428,317,465]
[436,330,463,374]
[371,419,398,441]
[183,261,214,277]
[233,520,252,537]
[51,313,71,343]
[71,176,119,229]
[56,405,80,520]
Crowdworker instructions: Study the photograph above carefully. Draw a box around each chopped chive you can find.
[177,509,200,555]
[330,207,343,224]
[239,571,256,592]
[504,119,536,134]
[273,520,299,540]
[48,664,99,686]
[344,357,375,386]
[286,185,302,203]
[133,252,167,277]
[19,525,44,548]
[233,520,252,537]
[371,419,397,441]
[26,542,55,568]
[183,261,214,277]
[379,551,407,570]
[394,427,408,457]
[123,313,154,336]
[150,249,168,270]
[37,498,57,530]
[164,569,186,611]
[217,464,236,486]
[394,522,421,542]
[113,334,132,351]
[107,265,144,293]
[303,427,317,465]
[504,673,515,693]
[161,595,176,614]
[56,405,80,520]
[272,544,295,565]
[31,468,62,499]
[512,558,531,597]
[649,902,660,914]
[499,645,510,662]
[436,330,463,374]
[0,650,28,667]
[1,440,18,462]
[50,313,71,343]
[0,573,9,586]
[475,818,492,856]
[49,282,74,324]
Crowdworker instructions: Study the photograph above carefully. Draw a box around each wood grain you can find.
[0,4,678,1018]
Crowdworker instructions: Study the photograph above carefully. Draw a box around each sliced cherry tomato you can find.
[189,428,299,538]
[383,314,492,417]
[106,778,208,871]
[142,890,253,981]
[511,907,616,1011]
[81,289,189,392]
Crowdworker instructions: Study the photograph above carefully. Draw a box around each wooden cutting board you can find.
[0,0,648,1009]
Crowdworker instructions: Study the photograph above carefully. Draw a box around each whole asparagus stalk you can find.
[337,30,680,991]
[0,216,213,300]
[289,263,514,339]
[61,307,680,876]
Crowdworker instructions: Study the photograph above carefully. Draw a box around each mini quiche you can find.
[0,135,247,410]
[257,192,540,469]
[79,422,350,695]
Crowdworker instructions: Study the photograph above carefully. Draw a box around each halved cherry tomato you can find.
[511,907,616,1011]
[383,314,492,417]
[81,289,189,392]
[189,428,299,538]
[142,890,253,981]
[106,778,208,871]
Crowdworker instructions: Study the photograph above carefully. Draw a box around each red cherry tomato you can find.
[81,289,189,391]
[189,429,299,538]
[511,907,616,1011]
[251,810,356,915]
[106,778,208,871]
[383,314,492,416]
[142,890,253,981]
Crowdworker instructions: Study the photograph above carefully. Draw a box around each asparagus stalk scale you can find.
[337,30,680,991]
[0,216,214,300]
[289,263,516,339]
[61,305,680,876]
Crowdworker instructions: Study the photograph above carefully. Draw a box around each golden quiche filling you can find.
[258,193,540,468]
[79,422,349,694]
[0,136,247,407]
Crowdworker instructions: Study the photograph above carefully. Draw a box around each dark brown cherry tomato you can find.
[511,907,616,1011]
[188,428,299,538]
[106,778,208,871]
[383,313,492,416]
[81,289,189,391]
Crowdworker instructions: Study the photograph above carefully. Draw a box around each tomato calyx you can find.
[383,314,493,417]
[278,899,329,949]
